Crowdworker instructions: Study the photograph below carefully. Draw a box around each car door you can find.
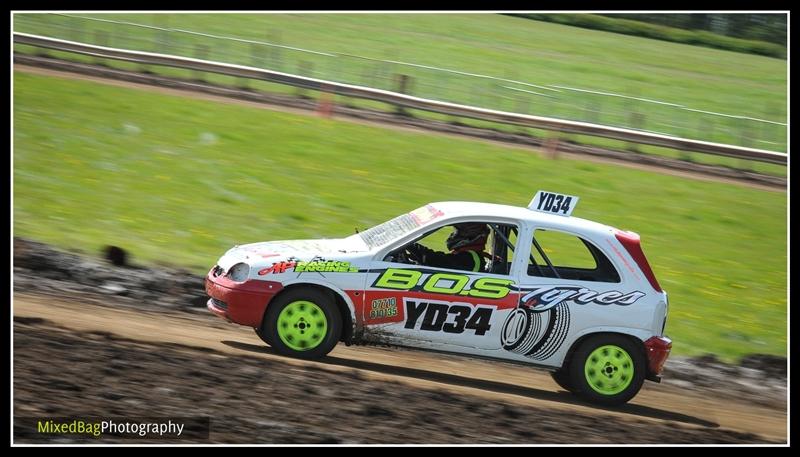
[362,219,522,351]
[507,224,634,365]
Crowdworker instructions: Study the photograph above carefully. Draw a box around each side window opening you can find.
[385,221,519,275]
[416,225,450,252]
[528,229,620,283]
[487,223,517,276]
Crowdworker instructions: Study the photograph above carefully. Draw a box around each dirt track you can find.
[13,293,786,444]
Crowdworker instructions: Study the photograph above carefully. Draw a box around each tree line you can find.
[506,14,786,59]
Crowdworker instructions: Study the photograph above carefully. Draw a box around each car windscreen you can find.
[358,204,444,249]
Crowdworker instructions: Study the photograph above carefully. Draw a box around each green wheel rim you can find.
[276,300,328,351]
[584,345,634,396]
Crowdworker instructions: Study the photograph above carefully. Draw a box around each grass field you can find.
[13,71,787,361]
[13,13,787,152]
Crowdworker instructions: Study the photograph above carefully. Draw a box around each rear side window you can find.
[528,229,620,283]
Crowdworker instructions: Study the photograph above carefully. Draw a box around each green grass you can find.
[11,40,789,177]
[13,13,787,152]
[13,71,787,361]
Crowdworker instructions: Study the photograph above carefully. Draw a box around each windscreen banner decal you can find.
[409,204,445,226]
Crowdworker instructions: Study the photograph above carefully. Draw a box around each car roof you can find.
[428,201,621,237]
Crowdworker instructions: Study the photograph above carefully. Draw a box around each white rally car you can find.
[206,191,671,405]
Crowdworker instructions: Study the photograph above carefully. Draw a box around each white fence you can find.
[13,32,787,166]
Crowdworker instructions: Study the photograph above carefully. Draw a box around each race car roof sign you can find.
[528,190,579,217]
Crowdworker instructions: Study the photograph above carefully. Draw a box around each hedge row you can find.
[506,14,786,59]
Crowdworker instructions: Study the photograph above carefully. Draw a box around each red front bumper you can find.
[644,336,672,376]
[204,268,283,328]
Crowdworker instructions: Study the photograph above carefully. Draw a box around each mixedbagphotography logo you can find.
[15,417,211,442]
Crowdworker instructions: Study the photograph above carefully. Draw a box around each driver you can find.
[405,223,490,272]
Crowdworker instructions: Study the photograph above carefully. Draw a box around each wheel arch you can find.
[266,280,356,345]
[560,328,648,373]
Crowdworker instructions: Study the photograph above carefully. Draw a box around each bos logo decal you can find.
[403,298,493,336]
[373,268,513,299]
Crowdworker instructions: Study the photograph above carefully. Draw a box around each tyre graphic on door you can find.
[500,302,571,361]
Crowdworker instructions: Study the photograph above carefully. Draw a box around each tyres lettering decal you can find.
[520,286,645,312]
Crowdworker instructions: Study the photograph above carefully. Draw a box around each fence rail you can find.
[14,32,787,166]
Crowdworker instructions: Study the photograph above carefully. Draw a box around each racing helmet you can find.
[446,223,490,252]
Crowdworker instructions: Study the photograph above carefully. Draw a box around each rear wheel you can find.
[261,288,342,360]
[569,334,645,406]
[550,369,575,393]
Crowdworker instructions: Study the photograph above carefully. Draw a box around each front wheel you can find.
[254,327,273,346]
[261,288,342,360]
[569,334,645,406]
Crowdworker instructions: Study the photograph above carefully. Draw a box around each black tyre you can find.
[261,288,342,360]
[254,326,273,346]
[550,369,576,393]
[568,334,646,406]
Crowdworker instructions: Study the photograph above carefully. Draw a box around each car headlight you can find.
[228,263,250,282]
